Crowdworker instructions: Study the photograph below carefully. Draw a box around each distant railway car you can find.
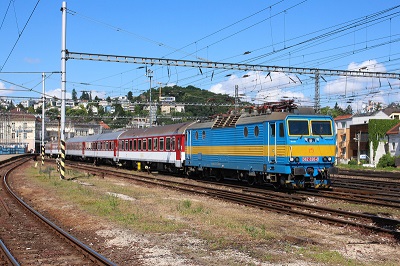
[117,122,195,171]
[185,112,337,188]
[66,131,124,164]
[44,141,59,158]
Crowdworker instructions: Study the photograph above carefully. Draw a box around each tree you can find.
[72,88,78,102]
[80,91,90,101]
[127,91,133,102]
[344,105,353,115]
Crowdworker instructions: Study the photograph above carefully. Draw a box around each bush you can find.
[348,159,358,165]
[377,154,395,168]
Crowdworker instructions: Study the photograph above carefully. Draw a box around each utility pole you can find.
[354,131,361,165]
[60,1,67,179]
[147,69,153,127]
[41,73,45,166]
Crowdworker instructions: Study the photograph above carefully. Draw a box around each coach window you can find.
[279,123,284,137]
[254,126,259,137]
[153,138,158,151]
[129,140,133,151]
[202,131,206,139]
[244,127,248,137]
[133,139,137,151]
[138,139,142,151]
[160,138,164,151]
[143,139,147,151]
[171,137,175,151]
[125,140,129,151]
[148,138,152,151]
[166,137,171,151]
[195,131,199,140]
[106,141,109,150]
[111,142,114,150]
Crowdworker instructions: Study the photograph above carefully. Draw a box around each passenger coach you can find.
[117,122,196,172]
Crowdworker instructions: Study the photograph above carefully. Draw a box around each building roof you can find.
[334,114,352,121]
[386,121,400,135]
[99,121,110,129]
[383,107,400,116]
[6,109,37,121]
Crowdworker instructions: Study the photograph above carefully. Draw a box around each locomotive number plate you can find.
[302,157,318,162]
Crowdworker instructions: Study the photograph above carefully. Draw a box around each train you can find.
[45,104,338,189]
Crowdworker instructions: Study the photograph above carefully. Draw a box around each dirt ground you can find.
[10,161,400,266]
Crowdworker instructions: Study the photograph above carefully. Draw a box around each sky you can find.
[1,0,400,113]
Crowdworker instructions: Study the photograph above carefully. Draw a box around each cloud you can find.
[322,60,397,111]
[209,71,306,103]
[24,57,41,64]
[46,88,71,100]
[0,81,14,96]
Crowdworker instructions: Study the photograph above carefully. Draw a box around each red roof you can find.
[386,121,400,135]
[334,114,352,121]
[99,121,110,129]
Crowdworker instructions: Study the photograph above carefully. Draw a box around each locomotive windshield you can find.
[311,120,332,136]
[288,120,309,135]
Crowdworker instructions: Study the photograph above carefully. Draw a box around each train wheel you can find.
[215,170,224,182]
[247,174,256,186]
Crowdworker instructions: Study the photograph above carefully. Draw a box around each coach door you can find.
[114,139,118,160]
[175,136,182,161]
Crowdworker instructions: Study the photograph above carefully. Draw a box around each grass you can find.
[22,163,398,265]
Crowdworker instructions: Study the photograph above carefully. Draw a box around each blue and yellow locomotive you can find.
[185,107,338,189]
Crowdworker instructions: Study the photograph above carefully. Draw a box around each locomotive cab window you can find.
[270,124,275,137]
[288,120,309,136]
[311,120,332,136]
[279,123,284,137]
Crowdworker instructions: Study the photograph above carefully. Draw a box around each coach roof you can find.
[119,121,196,139]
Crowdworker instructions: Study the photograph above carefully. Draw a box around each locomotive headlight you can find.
[294,157,300,162]
[289,157,294,162]
[328,157,332,162]
[322,157,328,162]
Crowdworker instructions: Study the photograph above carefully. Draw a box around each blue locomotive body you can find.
[185,112,338,188]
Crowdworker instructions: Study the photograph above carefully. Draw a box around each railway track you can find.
[338,168,400,180]
[66,161,400,241]
[0,157,116,265]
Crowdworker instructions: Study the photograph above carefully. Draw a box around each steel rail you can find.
[2,159,116,266]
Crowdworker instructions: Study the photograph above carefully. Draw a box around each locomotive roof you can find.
[187,112,332,130]
[119,121,196,138]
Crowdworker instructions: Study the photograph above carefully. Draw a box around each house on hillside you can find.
[386,122,400,157]
[0,108,40,153]
[334,110,389,164]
